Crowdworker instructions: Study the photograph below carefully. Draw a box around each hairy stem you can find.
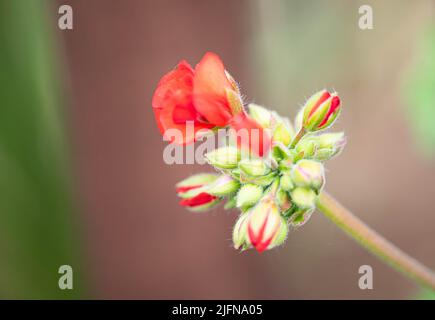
[316,192,435,291]
[289,127,305,149]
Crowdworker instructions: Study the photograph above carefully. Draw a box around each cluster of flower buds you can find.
[151,51,346,252]
[173,89,346,253]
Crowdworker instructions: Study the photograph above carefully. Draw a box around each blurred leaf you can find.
[0,1,85,298]
[404,24,435,156]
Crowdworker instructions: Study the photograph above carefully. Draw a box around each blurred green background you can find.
[0,0,434,299]
[0,0,84,298]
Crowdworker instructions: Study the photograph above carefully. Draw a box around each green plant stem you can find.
[316,192,435,291]
[289,127,305,149]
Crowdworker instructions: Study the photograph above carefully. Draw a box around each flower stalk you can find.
[316,192,435,291]
[289,127,305,149]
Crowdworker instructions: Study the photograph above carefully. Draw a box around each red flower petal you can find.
[247,210,276,253]
[176,184,203,193]
[153,61,194,114]
[193,52,233,126]
[152,61,214,144]
[318,95,340,127]
[230,111,272,157]
[172,104,197,124]
[248,225,273,253]
[308,90,331,118]
[179,192,217,207]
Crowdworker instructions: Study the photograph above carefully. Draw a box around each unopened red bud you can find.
[246,197,284,253]
[176,173,218,197]
[302,89,341,132]
[179,192,219,211]
[177,173,220,211]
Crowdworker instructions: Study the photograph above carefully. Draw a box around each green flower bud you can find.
[207,175,240,196]
[205,146,240,169]
[289,208,314,227]
[315,132,346,160]
[317,132,346,148]
[233,213,251,250]
[238,158,271,177]
[240,171,276,187]
[290,187,317,209]
[273,122,292,146]
[290,159,325,191]
[296,132,346,161]
[236,184,263,208]
[276,188,292,211]
[272,141,292,161]
[314,149,334,161]
[228,168,240,180]
[248,103,273,128]
[295,138,316,158]
[279,172,294,191]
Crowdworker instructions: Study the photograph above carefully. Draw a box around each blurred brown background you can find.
[55,0,435,299]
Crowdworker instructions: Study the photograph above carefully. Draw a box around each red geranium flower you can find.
[152,52,271,156]
[152,60,214,145]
